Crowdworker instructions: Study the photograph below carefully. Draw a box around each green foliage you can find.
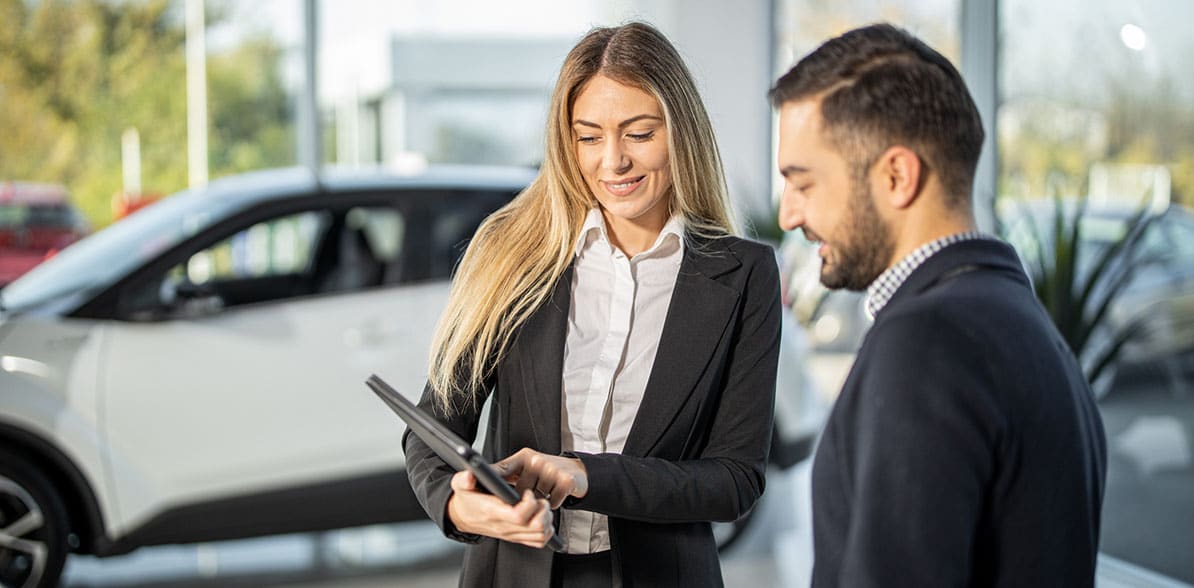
[0,0,293,229]
[999,192,1157,388]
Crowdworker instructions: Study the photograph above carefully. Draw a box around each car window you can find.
[121,204,411,321]
[186,211,327,284]
[0,203,78,228]
[1145,212,1194,263]
[418,188,511,281]
[349,206,404,264]
[311,205,405,293]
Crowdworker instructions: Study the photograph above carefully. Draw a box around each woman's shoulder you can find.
[689,233,776,264]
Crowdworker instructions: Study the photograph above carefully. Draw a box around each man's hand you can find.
[446,471,555,548]
[495,448,589,510]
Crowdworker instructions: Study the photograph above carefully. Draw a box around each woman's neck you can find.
[602,210,669,257]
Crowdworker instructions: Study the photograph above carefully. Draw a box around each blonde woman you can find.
[403,22,781,588]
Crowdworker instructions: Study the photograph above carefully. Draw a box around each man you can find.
[771,24,1106,587]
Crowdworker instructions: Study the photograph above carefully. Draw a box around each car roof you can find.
[184,165,537,208]
[0,182,70,205]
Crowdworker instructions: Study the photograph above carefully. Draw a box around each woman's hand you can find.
[446,471,555,548]
[495,448,589,510]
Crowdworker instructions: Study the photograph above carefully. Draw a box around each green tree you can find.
[0,0,293,229]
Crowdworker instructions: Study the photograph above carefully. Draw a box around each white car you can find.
[0,166,822,588]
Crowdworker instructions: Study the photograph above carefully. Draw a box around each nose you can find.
[602,140,632,175]
[777,183,805,231]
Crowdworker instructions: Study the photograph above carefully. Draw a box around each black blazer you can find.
[810,239,1107,587]
[403,234,781,588]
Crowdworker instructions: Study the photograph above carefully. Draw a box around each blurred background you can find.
[1,0,1191,586]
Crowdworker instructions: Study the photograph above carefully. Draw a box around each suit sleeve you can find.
[834,313,1004,586]
[567,250,781,523]
[402,380,489,543]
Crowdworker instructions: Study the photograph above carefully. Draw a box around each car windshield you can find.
[1,190,243,313]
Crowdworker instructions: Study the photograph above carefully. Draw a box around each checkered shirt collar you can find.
[864,231,990,319]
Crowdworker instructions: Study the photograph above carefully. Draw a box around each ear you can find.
[871,145,922,210]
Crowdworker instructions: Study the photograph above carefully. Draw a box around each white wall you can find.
[607,0,777,227]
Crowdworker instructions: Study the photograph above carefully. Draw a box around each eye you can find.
[788,182,812,195]
[576,135,599,145]
[627,130,655,142]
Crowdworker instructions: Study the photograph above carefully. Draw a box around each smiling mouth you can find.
[602,176,646,196]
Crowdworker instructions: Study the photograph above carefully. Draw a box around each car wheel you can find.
[713,507,756,553]
[0,449,70,588]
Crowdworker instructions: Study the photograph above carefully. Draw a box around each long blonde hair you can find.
[428,22,736,412]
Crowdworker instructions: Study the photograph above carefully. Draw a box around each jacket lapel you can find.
[516,265,572,455]
[623,237,741,457]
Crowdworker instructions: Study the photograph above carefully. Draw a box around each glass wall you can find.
[0,0,301,231]
[315,0,605,169]
[774,0,960,70]
[775,1,1194,583]
[1000,0,1194,582]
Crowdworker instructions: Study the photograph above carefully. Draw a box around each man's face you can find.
[776,100,894,291]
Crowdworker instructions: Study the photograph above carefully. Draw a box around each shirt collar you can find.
[573,208,685,259]
[864,231,990,319]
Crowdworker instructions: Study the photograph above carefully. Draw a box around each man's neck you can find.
[886,209,977,269]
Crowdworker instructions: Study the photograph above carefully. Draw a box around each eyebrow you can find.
[572,114,664,129]
[779,165,811,178]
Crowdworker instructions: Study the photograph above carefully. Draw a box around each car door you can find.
[99,195,449,535]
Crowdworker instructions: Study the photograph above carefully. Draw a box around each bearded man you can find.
[772,24,1107,588]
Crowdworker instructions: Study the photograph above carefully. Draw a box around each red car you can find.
[0,182,90,286]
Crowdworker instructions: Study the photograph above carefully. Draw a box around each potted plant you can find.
[998,191,1158,397]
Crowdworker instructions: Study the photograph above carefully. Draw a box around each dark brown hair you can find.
[770,23,984,205]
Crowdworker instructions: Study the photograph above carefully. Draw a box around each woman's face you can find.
[572,74,673,231]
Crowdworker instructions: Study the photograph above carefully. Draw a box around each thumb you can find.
[450,470,477,492]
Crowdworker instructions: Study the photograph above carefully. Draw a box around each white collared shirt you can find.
[559,208,685,553]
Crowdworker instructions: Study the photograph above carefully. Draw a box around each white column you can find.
[185,0,208,188]
[297,0,322,173]
[121,128,141,196]
[961,0,1000,232]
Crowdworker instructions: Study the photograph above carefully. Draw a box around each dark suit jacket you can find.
[811,239,1107,587]
[403,234,782,588]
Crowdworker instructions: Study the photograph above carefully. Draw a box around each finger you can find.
[511,490,540,524]
[548,480,572,510]
[510,528,554,548]
[514,469,541,496]
[495,448,529,477]
[450,470,477,492]
[509,508,554,547]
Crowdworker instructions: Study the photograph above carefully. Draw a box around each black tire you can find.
[713,507,756,553]
[0,448,70,588]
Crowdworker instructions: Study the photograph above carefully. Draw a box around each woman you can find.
[403,22,781,587]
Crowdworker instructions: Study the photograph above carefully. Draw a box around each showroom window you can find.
[1000,0,1194,582]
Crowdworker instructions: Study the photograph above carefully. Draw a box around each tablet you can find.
[365,374,565,552]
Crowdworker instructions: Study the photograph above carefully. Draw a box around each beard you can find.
[818,179,894,291]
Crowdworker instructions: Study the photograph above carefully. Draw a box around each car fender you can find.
[0,377,116,552]
[0,319,139,544]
